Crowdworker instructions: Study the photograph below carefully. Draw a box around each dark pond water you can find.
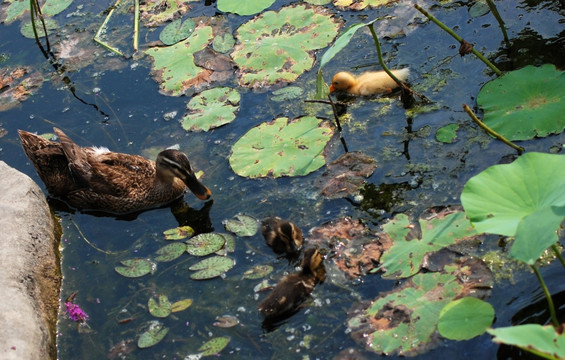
[1,0,565,359]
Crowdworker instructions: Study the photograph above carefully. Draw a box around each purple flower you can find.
[65,302,89,323]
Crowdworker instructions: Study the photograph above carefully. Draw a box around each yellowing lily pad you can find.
[171,298,193,312]
[229,116,334,178]
[186,233,226,256]
[163,226,195,240]
[154,242,187,262]
[115,258,153,278]
[182,87,240,132]
[148,294,172,318]
[190,256,235,280]
[231,4,341,88]
[333,0,397,10]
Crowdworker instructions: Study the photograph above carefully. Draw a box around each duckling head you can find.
[261,217,304,257]
[301,248,325,283]
[156,149,212,200]
[329,71,357,93]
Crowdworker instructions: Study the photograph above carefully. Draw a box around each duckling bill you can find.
[258,248,325,325]
[261,217,304,259]
[329,68,410,96]
[18,127,211,214]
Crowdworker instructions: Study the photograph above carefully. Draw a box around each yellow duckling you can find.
[258,248,326,323]
[261,217,304,259]
[18,127,211,214]
[329,68,410,96]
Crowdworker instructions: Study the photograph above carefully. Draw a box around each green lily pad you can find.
[160,18,195,45]
[223,214,259,237]
[333,0,396,10]
[148,294,172,318]
[171,298,193,312]
[186,233,226,256]
[3,0,71,23]
[137,321,168,349]
[436,123,459,143]
[41,0,73,16]
[20,18,58,39]
[271,86,304,102]
[477,65,565,141]
[217,0,275,15]
[438,297,494,340]
[379,207,479,279]
[198,336,230,356]
[488,324,565,360]
[212,33,235,54]
[215,233,236,255]
[243,265,273,279]
[154,242,187,262]
[181,87,240,132]
[229,116,334,178]
[145,25,213,96]
[190,256,235,280]
[461,152,565,265]
[163,226,195,240]
[115,258,153,278]
[231,4,340,88]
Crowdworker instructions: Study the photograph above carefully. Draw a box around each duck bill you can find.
[184,176,212,200]
[329,85,335,93]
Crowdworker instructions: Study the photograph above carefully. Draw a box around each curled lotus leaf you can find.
[198,336,230,356]
[477,65,565,141]
[229,116,334,178]
[186,233,226,256]
[182,87,240,132]
[115,258,154,278]
[154,242,187,262]
[137,321,168,349]
[231,4,341,88]
[148,295,172,318]
[189,256,235,280]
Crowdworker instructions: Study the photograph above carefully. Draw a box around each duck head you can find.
[156,150,212,200]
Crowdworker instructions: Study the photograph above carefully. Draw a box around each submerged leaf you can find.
[190,256,235,280]
[115,258,153,278]
[436,123,459,143]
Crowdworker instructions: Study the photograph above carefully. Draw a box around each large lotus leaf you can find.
[333,0,397,10]
[231,4,341,88]
[145,25,213,96]
[137,321,168,348]
[489,324,565,360]
[379,209,478,279]
[477,65,565,141]
[438,297,494,340]
[189,256,235,280]
[230,116,334,178]
[217,0,275,15]
[182,87,240,132]
[461,152,565,264]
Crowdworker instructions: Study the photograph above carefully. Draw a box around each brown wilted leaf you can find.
[0,66,43,112]
[459,39,473,56]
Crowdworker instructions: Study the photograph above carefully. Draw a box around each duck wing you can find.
[53,128,93,188]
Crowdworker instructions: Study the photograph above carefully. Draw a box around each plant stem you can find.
[133,0,139,52]
[94,0,126,57]
[551,244,565,268]
[462,104,524,153]
[367,23,403,88]
[485,0,509,44]
[531,264,560,327]
[414,4,503,77]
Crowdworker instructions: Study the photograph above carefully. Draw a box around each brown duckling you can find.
[18,127,211,214]
[261,217,304,259]
[258,248,326,323]
[329,68,410,96]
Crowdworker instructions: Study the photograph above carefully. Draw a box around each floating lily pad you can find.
[333,0,397,10]
[140,0,194,27]
[223,214,259,237]
[315,151,377,199]
[213,315,239,328]
[41,0,73,16]
[160,18,195,45]
[477,65,565,141]
[461,152,565,265]
[488,324,565,360]
[438,297,494,340]
[115,258,153,278]
[0,67,43,112]
[215,233,236,255]
[379,207,479,279]
[148,294,172,318]
[212,33,235,53]
[243,265,274,279]
[171,298,193,312]
[20,18,58,39]
[137,321,168,349]
[154,242,187,262]
[230,116,334,178]
[181,87,240,132]
[145,25,213,96]
[198,336,230,356]
[163,226,195,240]
[231,4,341,88]
[217,0,275,15]
[186,233,226,256]
[2,0,71,22]
[436,123,459,143]
[190,256,235,280]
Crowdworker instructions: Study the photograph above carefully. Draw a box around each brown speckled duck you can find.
[258,248,326,323]
[18,127,211,214]
[261,217,304,259]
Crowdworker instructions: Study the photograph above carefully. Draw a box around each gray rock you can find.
[0,161,60,360]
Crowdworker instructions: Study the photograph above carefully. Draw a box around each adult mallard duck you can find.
[18,127,211,214]
[329,68,410,96]
[258,248,325,324]
[261,217,304,259]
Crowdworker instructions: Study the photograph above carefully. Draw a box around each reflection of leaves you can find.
[20,18,58,39]
[315,152,377,199]
[229,116,334,178]
[232,4,341,88]
[182,87,240,132]
[0,67,43,112]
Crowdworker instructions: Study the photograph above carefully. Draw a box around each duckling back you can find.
[353,68,410,96]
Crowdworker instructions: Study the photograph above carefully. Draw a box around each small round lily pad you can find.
[115,258,153,278]
[198,336,230,356]
[436,123,459,143]
[438,297,494,340]
[186,233,226,256]
[137,321,168,349]
[163,226,195,240]
[148,295,172,318]
[189,256,235,280]
[223,214,259,237]
[160,18,195,45]
[154,242,187,262]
